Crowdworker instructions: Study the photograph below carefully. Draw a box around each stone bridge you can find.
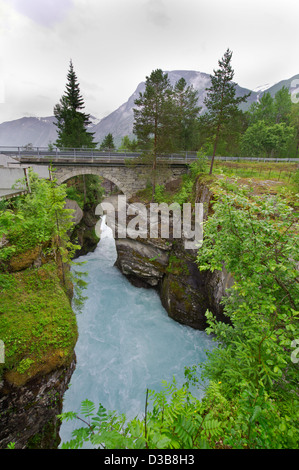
[54,163,187,196]
[1,149,193,198]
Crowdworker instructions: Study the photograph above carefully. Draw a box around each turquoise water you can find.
[59,218,214,445]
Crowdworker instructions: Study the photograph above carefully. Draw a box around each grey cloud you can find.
[5,0,74,27]
[146,0,171,27]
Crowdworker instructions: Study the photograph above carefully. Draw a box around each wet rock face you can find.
[111,176,234,329]
[0,356,76,449]
[112,205,232,330]
[160,248,233,329]
[70,203,100,258]
[114,237,171,288]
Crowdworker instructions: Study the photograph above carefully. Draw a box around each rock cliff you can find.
[0,356,75,449]
[111,177,233,329]
[114,232,232,329]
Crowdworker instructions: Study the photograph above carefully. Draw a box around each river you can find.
[59,217,214,447]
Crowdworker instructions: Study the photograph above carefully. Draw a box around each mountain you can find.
[0,116,57,148]
[0,115,100,148]
[262,74,299,98]
[0,71,297,148]
[91,70,258,147]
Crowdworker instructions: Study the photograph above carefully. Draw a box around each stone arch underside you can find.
[54,167,128,195]
[54,165,187,197]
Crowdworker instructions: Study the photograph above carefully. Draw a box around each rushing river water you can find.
[59,217,214,446]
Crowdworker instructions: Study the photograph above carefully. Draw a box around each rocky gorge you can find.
[0,176,232,448]
[111,177,233,330]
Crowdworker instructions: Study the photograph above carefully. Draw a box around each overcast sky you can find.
[0,0,298,123]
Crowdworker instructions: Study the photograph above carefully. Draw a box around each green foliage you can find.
[172,178,193,206]
[54,60,95,149]
[119,135,139,152]
[0,170,89,304]
[100,133,115,150]
[243,87,297,158]
[133,69,174,154]
[248,87,293,126]
[0,171,86,382]
[0,262,78,382]
[0,171,72,268]
[172,77,201,151]
[189,151,209,176]
[133,69,201,198]
[16,357,35,374]
[290,103,299,157]
[241,120,295,158]
[0,169,75,263]
[6,442,15,449]
[203,48,250,173]
[153,175,194,206]
[197,181,299,448]
[248,92,276,125]
[65,174,105,209]
[153,184,166,203]
[59,380,221,449]
[71,267,88,314]
[292,169,299,190]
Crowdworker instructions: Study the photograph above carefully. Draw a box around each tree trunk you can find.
[82,174,87,205]
[209,124,221,175]
[152,118,158,201]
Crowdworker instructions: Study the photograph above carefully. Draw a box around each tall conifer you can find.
[54,60,95,149]
[133,69,174,198]
[204,49,250,174]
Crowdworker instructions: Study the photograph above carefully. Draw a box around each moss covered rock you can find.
[0,262,78,386]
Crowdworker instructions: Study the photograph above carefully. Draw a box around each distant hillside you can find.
[263,74,299,98]
[91,70,258,147]
[0,71,297,148]
[0,116,57,148]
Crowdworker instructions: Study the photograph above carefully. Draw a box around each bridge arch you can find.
[53,163,187,198]
[55,168,126,195]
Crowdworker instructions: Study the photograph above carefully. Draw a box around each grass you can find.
[0,262,78,386]
[212,160,297,183]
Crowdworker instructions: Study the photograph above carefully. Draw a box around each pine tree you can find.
[100,133,115,150]
[204,49,250,174]
[173,77,201,151]
[133,69,174,153]
[54,60,96,149]
[133,69,175,198]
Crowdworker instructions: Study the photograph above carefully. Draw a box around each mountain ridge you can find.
[0,71,297,148]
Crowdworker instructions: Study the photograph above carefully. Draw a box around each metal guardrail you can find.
[0,146,298,164]
[0,147,199,164]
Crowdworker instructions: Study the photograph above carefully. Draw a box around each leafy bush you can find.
[59,379,221,449]
[154,184,166,204]
[1,170,75,261]
[197,181,299,448]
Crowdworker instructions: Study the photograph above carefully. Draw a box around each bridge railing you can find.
[1,146,299,163]
[0,146,199,163]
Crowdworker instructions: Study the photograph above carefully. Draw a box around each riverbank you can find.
[0,262,77,448]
